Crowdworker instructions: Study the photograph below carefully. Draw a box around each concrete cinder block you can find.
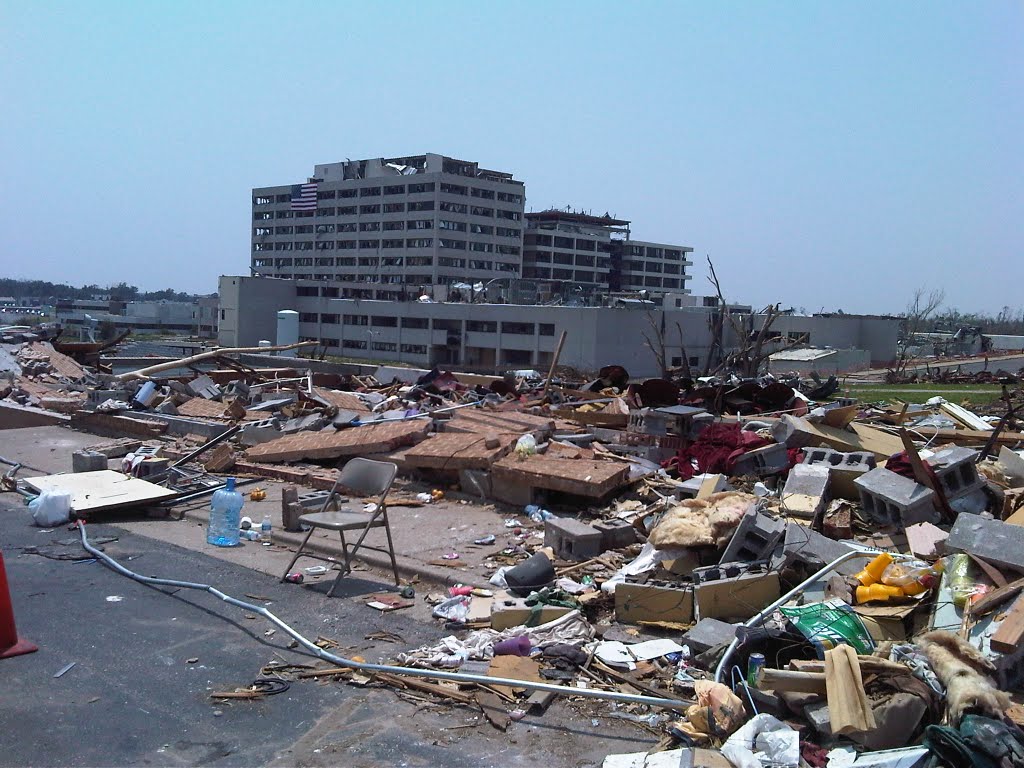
[782,464,831,519]
[615,578,694,625]
[780,522,860,576]
[732,443,789,477]
[682,618,740,654]
[801,447,876,499]
[692,562,780,622]
[929,446,987,515]
[544,517,603,561]
[238,418,281,446]
[653,405,714,440]
[855,467,938,529]
[489,471,534,506]
[280,414,329,435]
[720,509,786,563]
[946,514,1024,573]
[593,518,637,551]
[72,450,108,473]
[675,473,730,500]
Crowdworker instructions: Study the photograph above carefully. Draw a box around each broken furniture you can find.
[280,458,400,594]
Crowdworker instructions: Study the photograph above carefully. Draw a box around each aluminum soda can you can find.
[747,653,765,687]
[285,572,304,584]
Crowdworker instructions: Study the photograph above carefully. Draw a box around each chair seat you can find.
[298,510,385,531]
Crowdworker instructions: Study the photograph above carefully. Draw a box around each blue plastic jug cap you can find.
[226,477,236,491]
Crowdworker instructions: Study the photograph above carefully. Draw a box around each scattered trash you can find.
[53,662,76,678]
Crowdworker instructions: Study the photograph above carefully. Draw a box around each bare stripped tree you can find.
[641,312,693,379]
[887,287,946,382]
[705,256,794,377]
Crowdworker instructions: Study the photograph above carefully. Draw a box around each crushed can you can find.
[285,572,304,584]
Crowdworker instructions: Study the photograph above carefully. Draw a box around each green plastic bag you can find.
[779,598,875,658]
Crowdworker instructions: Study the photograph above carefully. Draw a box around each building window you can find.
[382,221,405,231]
[470,206,493,217]
[439,239,466,250]
[496,191,523,204]
[382,239,403,248]
[439,220,467,231]
[317,190,336,200]
[439,201,468,214]
[408,182,435,194]
[383,185,405,195]
[469,242,493,253]
[470,224,493,235]
[383,202,405,213]
[337,205,357,215]
[470,187,495,199]
[342,339,367,350]
[467,320,497,332]
[407,219,434,230]
[402,317,429,329]
[343,314,368,325]
[253,195,273,205]
[360,186,382,197]
[408,201,434,212]
[539,323,555,336]
[495,226,518,237]
[438,257,465,267]
[440,183,467,196]
[360,204,381,214]
[339,189,357,198]
[299,312,318,323]
[359,222,381,232]
[371,316,398,327]
[406,237,434,248]
[501,322,534,335]
[359,240,380,249]
[401,343,427,354]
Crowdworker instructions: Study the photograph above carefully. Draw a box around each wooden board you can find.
[24,470,177,513]
[990,594,1024,653]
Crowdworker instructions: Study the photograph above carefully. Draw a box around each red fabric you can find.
[666,422,771,479]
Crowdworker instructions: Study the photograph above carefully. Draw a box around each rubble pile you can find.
[5,338,1024,766]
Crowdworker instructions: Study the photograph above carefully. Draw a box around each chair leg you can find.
[281,527,316,582]
[339,529,351,575]
[383,518,400,587]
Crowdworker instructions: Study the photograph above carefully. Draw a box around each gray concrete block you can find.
[721,509,786,563]
[72,450,108,473]
[653,405,714,439]
[593,518,637,551]
[280,414,329,434]
[780,522,860,576]
[238,418,281,446]
[946,514,1024,573]
[929,446,987,514]
[801,446,875,500]
[544,517,603,561]
[782,464,831,519]
[732,443,789,477]
[682,618,740,654]
[855,467,938,528]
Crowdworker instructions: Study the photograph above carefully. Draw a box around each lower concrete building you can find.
[218,276,899,378]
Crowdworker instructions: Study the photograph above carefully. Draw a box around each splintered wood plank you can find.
[991,594,1024,653]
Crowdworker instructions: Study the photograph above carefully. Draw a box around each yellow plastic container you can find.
[856,583,904,603]
[855,553,894,586]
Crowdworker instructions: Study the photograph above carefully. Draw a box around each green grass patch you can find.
[843,382,1005,407]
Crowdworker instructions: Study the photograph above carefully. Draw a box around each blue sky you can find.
[2,1,1021,314]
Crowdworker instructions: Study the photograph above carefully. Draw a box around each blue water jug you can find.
[207,477,243,547]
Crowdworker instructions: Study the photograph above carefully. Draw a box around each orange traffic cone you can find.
[0,550,38,659]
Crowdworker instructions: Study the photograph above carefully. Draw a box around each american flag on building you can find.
[290,182,318,211]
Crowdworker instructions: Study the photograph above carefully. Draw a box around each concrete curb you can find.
[179,506,490,590]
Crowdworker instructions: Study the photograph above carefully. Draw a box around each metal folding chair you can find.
[280,457,399,595]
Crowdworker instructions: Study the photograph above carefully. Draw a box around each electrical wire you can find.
[77,521,690,711]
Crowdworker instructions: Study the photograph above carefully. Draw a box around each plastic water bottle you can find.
[207,477,243,547]
[525,504,553,523]
[260,515,273,545]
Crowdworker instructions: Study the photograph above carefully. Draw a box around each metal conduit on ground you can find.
[78,522,690,711]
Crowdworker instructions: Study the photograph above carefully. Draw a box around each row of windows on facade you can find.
[524,252,684,273]
[521,268,685,289]
[255,256,517,270]
[524,233,689,261]
[257,272,513,285]
[297,313,555,335]
[255,222,519,237]
[255,220,520,236]
[305,337,430,354]
[255,205,523,221]
[254,183,523,205]
[255,240,521,254]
